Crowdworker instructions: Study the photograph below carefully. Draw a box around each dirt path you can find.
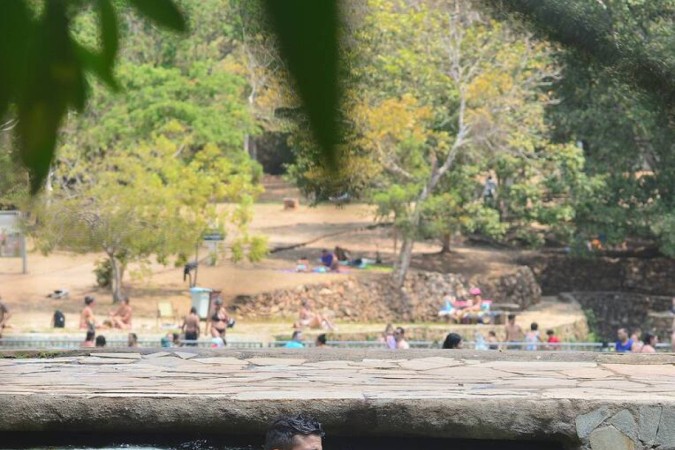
[0,198,527,335]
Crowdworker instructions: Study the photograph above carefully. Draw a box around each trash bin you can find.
[189,287,212,319]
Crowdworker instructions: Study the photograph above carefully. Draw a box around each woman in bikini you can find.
[210,299,230,345]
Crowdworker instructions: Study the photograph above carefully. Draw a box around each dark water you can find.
[0,433,565,450]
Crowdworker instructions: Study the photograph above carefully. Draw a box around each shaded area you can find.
[0,432,563,450]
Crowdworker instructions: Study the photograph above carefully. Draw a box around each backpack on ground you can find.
[53,310,65,328]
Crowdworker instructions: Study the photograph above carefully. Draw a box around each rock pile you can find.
[231,267,542,322]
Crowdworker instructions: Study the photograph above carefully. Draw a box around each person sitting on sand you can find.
[80,296,100,330]
[81,330,96,348]
[334,246,350,262]
[295,256,310,273]
[293,300,335,331]
[320,249,340,272]
[438,292,460,320]
[106,296,132,329]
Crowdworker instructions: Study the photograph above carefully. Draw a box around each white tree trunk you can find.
[109,255,124,304]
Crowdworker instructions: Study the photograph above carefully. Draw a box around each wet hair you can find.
[546,329,554,336]
[643,332,656,346]
[85,331,95,342]
[95,335,106,347]
[128,333,138,343]
[507,314,516,321]
[530,322,538,331]
[84,296,95,305]
[264,415,325,450]
[442,333,462,349]
[291,330,302,341]
[395,327,405,336]
[316,334,327,345]
[190,306,197,314]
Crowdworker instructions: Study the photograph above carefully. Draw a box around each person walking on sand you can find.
[182,307,201,347]
[504,314,523,349]
[80,296,100,330]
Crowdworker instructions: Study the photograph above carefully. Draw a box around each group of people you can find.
[295,247,372,274]
[80,295,132,331]
[438,288,492,323]
[284,330,328,349]
[615,327,660,354]
[380,324,411,349]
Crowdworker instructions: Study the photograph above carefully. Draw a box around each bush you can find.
[94,258,112,289]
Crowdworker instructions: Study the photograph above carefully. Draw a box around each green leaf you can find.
[263,0,340,168]
[128,0,187,32]
[75,43,120,91]
[98,0,119,65]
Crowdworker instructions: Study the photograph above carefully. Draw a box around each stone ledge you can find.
[0,349,673,450]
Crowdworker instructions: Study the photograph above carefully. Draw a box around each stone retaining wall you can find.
[564,292,673,341]
[525,255,675,296]
[231,267,541,322]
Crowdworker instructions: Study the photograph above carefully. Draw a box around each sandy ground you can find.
[0,187,551,339]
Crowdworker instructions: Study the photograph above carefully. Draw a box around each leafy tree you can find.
[33,137,265,303]
[328,0,592,287]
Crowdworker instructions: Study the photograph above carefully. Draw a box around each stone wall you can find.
[524,255,675,296]
[231,267,541,322]
[565,292,673,341]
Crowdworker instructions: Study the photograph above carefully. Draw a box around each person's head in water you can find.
[292,330,303,342]
[316,334,327,347]
[643,332,657,347]
[95,335,106,347]
[265,415,325,450]
[128,333,138,347]
[442,332,463,349]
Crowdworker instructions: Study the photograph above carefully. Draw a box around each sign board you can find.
[203,231,225,241]
[0,211,21,258]
[0,211,26,273]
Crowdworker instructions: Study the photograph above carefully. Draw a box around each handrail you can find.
[0,338,671,352]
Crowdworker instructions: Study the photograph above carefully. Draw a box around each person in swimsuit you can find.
[182,306,201,347]
[293,300,334,330]
[210,299,230,345]
[79,296,99,330]
[107,296,132,329]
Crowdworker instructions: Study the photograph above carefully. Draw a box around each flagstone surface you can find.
[0,349,673,449]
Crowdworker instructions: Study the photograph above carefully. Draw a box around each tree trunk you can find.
[109,256,124,303]
[440,233,451,253]
[393,235,415,288]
